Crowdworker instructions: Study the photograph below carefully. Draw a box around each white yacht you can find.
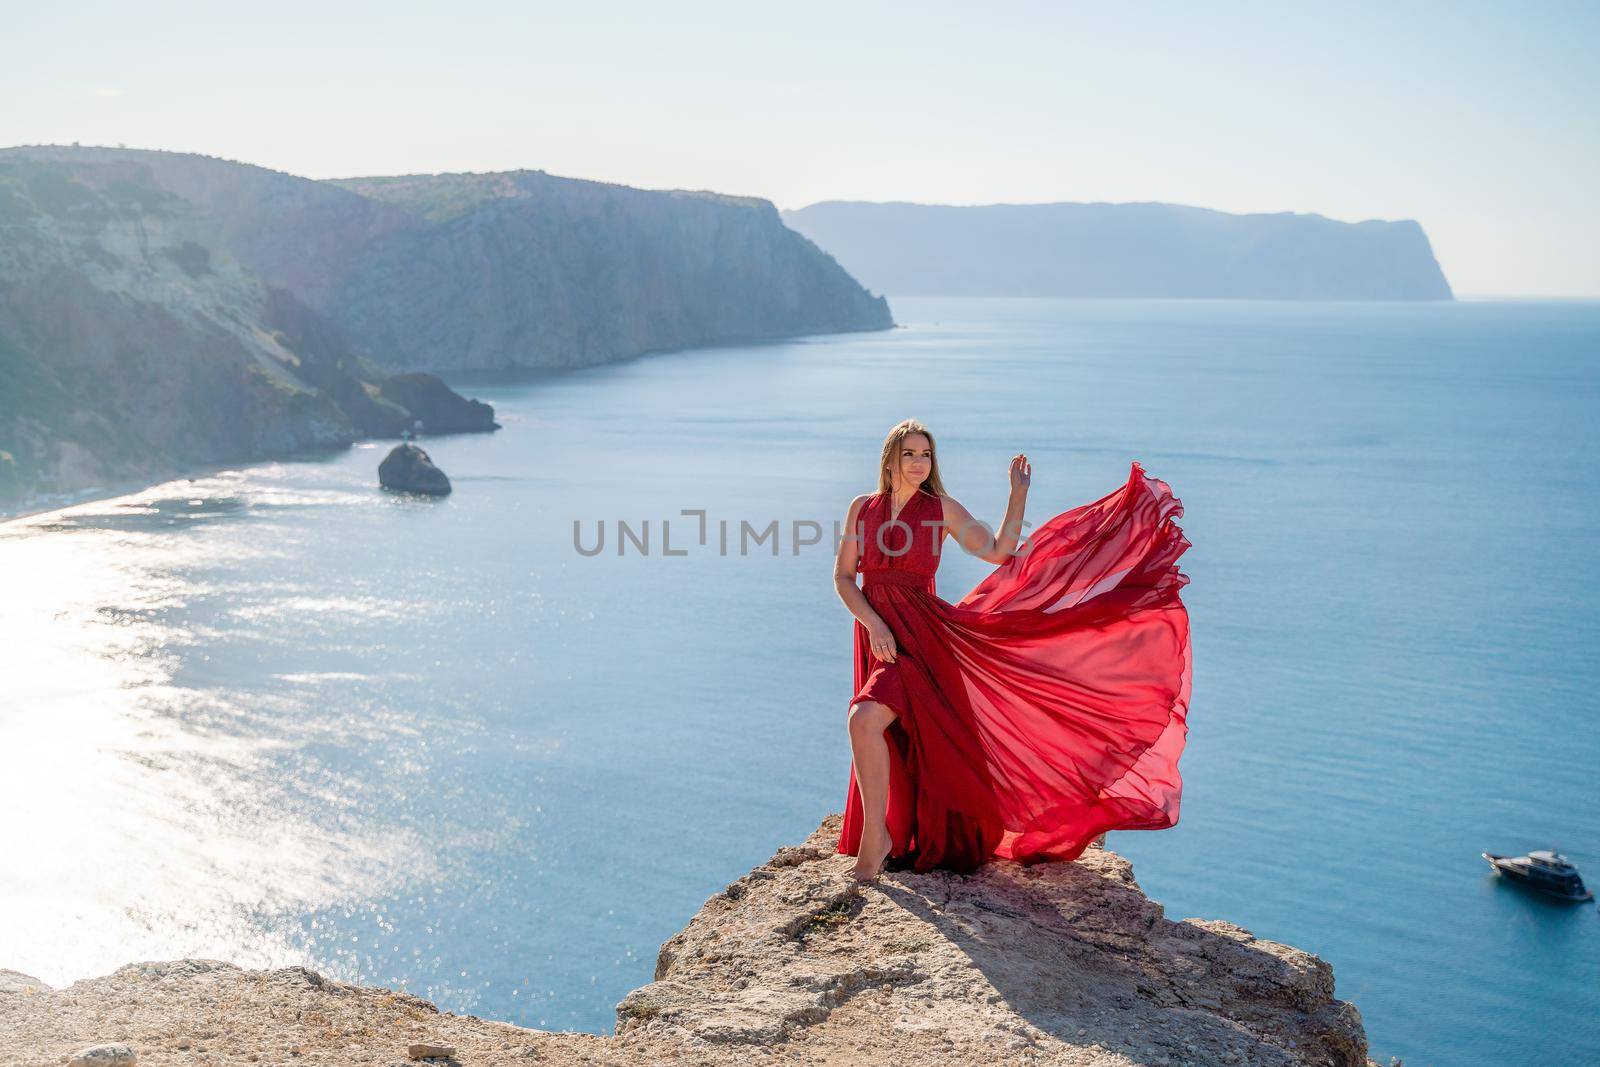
[1481,848,1593,902]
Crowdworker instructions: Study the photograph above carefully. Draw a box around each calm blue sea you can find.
[3,298,1596,1065]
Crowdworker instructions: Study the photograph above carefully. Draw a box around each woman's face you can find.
[895,433,933,488]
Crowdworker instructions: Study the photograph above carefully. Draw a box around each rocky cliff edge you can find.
[0,814,1376,1066]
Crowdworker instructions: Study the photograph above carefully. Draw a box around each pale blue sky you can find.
[6,1,1597,295]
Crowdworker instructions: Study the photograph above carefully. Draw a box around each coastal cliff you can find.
[1,814,1377,1066]
[0,148,491,513]
[783,200,1454,300]
[0,146,892,513]
[322,171,893,372]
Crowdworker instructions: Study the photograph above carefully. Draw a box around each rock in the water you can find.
[378,374,498,434]
[378,444,451,496]
[68,1044,136,1066]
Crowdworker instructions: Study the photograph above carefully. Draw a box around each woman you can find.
[833,419,1193,883]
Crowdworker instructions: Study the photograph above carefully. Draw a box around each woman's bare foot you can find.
[851,827,894,882]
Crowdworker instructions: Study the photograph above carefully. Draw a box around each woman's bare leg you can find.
[847,700,899,882]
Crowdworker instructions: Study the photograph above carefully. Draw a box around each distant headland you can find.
[783,199,1454,300]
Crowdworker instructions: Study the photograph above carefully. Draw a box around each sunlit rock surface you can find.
[1,814,1376,1066]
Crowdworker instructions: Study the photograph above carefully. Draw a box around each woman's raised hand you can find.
[1009,453,1032,492]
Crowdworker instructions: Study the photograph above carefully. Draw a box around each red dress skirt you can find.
[838,460,1193,874]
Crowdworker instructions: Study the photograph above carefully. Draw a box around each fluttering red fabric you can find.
[837,460,1193,874]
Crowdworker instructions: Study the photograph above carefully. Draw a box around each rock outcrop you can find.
[376,373,496,434]
[0,149,500,514]
[1,814,1377,1066]
[378,442,452,496]
[783,199,1454,300]
[0,146,892,514]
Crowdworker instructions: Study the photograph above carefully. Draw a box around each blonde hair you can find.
[877,419,948,496]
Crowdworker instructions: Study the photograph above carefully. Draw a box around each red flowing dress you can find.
[837,460,1193,874]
